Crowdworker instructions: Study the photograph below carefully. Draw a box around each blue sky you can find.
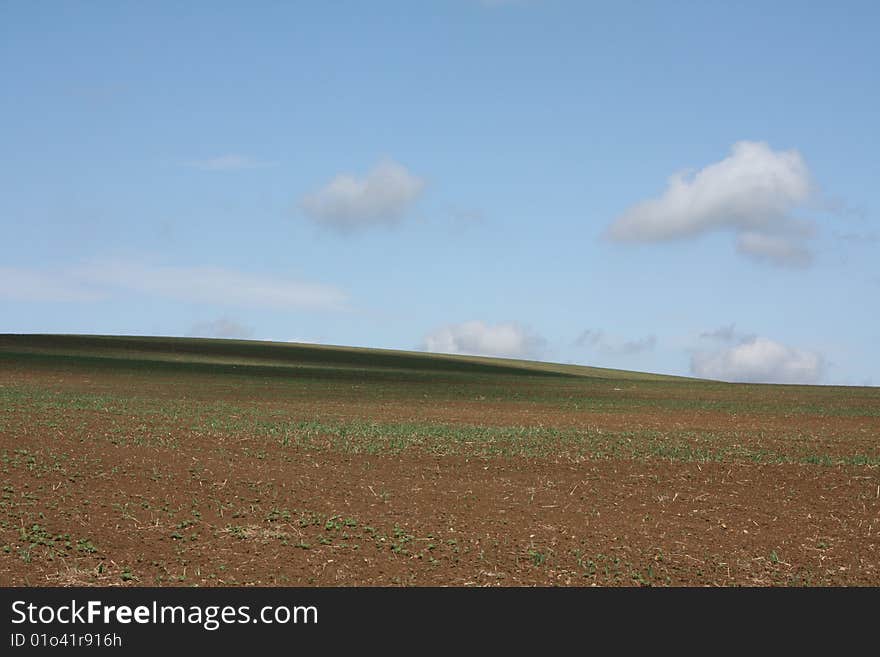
[2,1,878,385]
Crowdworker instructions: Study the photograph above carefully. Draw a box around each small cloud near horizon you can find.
[0,267,106,303]
[575,329,656,355]
[691,333,824,384]
[188,317,254,339]
[300,159,425,232]
[699,323,756,343]
[421,320,545,359]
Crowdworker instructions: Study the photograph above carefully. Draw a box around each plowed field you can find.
[2,335,878,586]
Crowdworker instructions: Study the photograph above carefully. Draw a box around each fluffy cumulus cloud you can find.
[0,261,347,311]
[691,333,824,384]
[300,159,425,231]
[188,317,254,339]
[421,320,545,359]
[605,141,817,267]
[575,329,656,355]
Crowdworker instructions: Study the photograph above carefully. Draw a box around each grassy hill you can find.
[0,333,692,383]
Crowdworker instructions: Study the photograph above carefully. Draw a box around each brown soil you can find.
[1,367,879,587]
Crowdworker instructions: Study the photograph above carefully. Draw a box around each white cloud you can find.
[0,261,347,311]
[183,155,275,171]
[699,323,754,343]
[300,159,425,231]
[421,320,545,359]
[736,231,813,267]
[78,261,347,310]
[188,317,254,339]
[0,267,106,302]
[691,335,824,384]
[575,329,656,355]
[605,141,817,267]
